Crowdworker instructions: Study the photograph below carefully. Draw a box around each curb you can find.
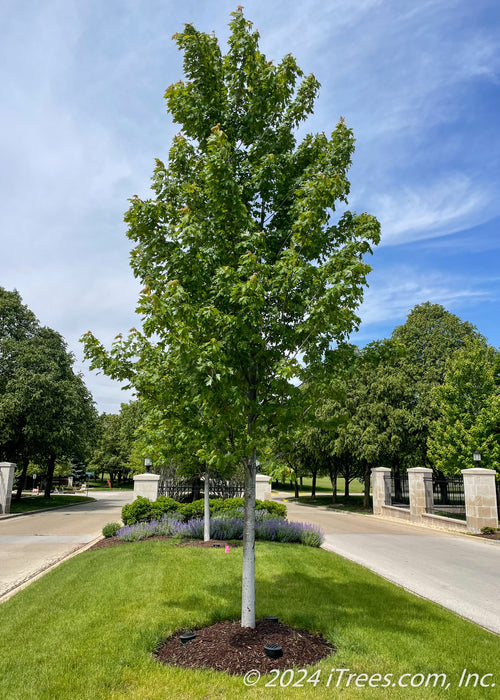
[0,534,104,605]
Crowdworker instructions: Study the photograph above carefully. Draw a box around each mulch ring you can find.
[88,536,241,551]
[155,619,336,676]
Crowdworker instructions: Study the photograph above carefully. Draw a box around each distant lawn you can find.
[291,494,372,512]
[88,480,134,490]
[0,539,498,699]
[9,495,94,513]
[273,476,366,495]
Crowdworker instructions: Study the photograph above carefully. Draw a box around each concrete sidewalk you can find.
[280,496,500,635]
[0,491,133,601]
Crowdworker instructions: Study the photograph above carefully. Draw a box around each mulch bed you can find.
[87,536,241,550]
[155,619,336,675]
[473,532,500,541]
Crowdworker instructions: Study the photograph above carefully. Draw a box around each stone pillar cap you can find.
[371,467,391,472]
[407,467,433,473]
[133,473,160,480]
[461,468,497,476]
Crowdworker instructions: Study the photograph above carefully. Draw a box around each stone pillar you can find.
[407,467,434,522]
[133,473,160,501]
[0,462,16,515]
[256,473,272,501]
[462,468,499,534]
[371,468,391,515]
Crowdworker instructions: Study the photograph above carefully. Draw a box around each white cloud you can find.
[356,265,496,333]
[372,175,494,245]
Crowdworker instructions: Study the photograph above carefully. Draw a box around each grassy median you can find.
[0,540,498,699]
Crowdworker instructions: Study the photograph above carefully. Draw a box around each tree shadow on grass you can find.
[162,543,472,657]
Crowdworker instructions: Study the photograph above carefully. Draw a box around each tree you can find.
[0,288,40,491]
[333,340,405,508]
[428,338,500,475]
[0,290,97,498]
[82,10,379,627]
[9,328,97,498]
[389,302,481,470]
[72,461,87,487]
[89,401,145,484]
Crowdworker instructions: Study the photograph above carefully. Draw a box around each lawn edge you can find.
[0,534,104,605]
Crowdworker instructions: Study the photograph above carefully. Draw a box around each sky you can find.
[1,0,499,413]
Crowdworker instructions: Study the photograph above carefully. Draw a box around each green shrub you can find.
[102,522,121,538]
[151,496,180,519]
[257,500,286,518]
[208,497,224,513]
[215,497,245,512]
[121,496,154,525]
[215,507,244,520]
[179,499,205,521]
[480,526,497,534]
[124,493,286,525]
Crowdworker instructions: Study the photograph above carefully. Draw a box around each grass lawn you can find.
[291,494,372,512]
[0,540,498,699]
[8,495,95,513]
[88,480,134,490]
[274,476,366,495]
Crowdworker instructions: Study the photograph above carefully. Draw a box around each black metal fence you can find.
[432,476,465,506]
[390,473,409,506]
[158,477,244,502]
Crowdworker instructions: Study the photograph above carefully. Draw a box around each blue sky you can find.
[1,0,499,412]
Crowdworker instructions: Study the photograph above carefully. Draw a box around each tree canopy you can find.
[388,302,482,470]
[428,338,500,475]
[82,9,380,627]
[0,287,97,498]
[89,400,145,483]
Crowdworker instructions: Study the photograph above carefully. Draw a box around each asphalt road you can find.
[0,490,133,601]
[281,497,500,635]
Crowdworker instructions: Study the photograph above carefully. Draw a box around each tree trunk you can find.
[294,474,299,498]
[329,462,338,505]
[44,454,57,499]
[311,468,317,500]
[363,462,371,509]
[241,449,256,628]
[344,462,350,497]
[203,468,210,542]
[191,476,202,501]
[14,454,30,502]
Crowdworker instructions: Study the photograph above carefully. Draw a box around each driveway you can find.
[280,496,500,635]
[0,490,133,601]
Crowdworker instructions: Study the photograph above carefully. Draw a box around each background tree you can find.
[82,10,379,627]
[71,462,87,487]
[1,327,96,498]
[333,340,405,508]
[0,288,40,492]
[389,302,481,470]
[428,338,500,475]
[0,290,97,499]
[89,401,144,484]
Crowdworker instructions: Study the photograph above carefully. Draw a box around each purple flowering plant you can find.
[115,514,323,547]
